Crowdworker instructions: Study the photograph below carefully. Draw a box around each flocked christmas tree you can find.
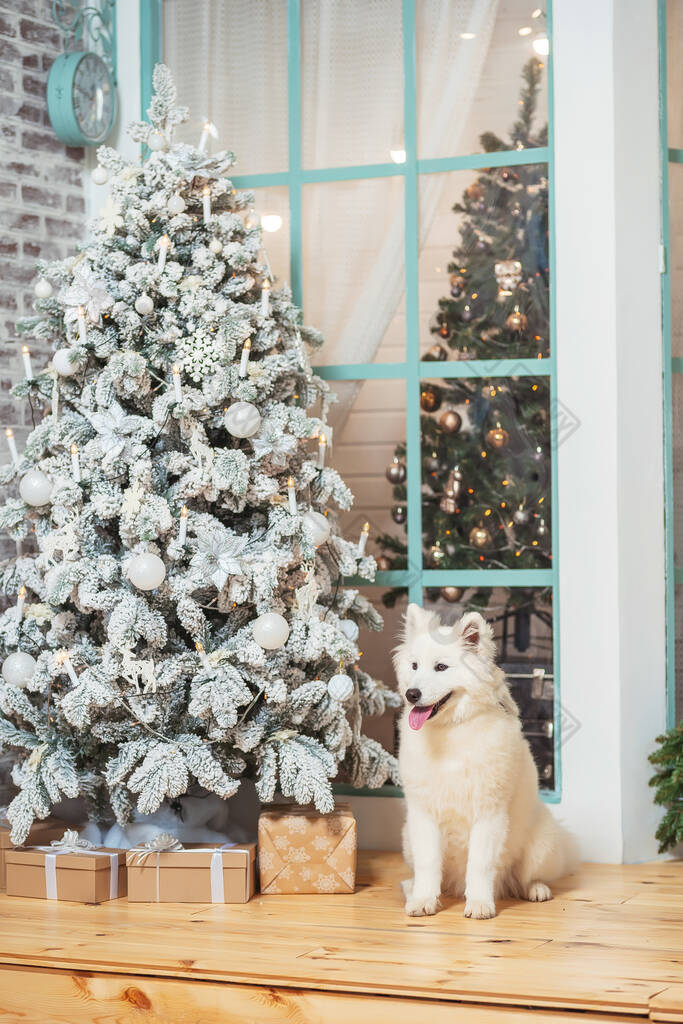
[0,66,399,844]
[379,59,552,657]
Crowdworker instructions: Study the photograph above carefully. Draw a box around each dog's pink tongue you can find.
[408,705,434,730]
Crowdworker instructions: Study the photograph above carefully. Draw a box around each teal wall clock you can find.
[47,50,117,146]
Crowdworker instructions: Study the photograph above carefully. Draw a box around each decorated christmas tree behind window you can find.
[379,59,552,661]
[0,67,399,844]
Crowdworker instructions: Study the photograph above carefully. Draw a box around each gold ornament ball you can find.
[465,181,483,201]
[430,544,446,566]
[469,525,491,549]
[486,424,510,449]
[440,586,464,603]
[439,322,450,339]
[506,309,528,332]
[391,504,407,525]
[385,458,406,485]
[439,409,462,434]
[420,385,442,413]
[376,555,393,571]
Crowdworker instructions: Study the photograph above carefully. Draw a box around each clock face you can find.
[72,53,114,142]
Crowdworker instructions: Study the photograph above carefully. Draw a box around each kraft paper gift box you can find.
[5,835,126,904]
[0,817,75,892]
[258,803,357,894]
[126,837,256,903]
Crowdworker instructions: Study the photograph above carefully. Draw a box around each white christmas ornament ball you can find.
[339,619,359,642]
[209,237,223,254]
[19,469,52,507]
[328,673,354,702]
[225,402,262,438]
[253,612,290,650]
[135,293,154,315]
[91,164,109,185]
[34,278,52,299]
[303,509,331,547]
[2,651,36,688]
[148,130,167,151]
[167,193,186,215]
[127,552,166,591]
[52,348,79,376]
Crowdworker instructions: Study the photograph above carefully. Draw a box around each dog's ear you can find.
[457,611,488,650]
[403,603,438,640]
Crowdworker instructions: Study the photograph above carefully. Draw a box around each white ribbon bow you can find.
[129,834,238,903]
[49,829,96,853]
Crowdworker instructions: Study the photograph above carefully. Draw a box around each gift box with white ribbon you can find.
[0,817,74,892]
[5,831,126,903]
[126,833,256,903]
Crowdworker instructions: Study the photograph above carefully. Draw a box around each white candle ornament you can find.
[202,185,211,223]
[5,428,19,467]
[358,521,370,555]
[16,585,26,621]
[77,306,87,344]
[127,552,166,591]
[21,345,33,380]
[167,193,186,216]
[198,120,217,151]
[317,432,327,469]
[55,649,79,686]
[157,234,171,272]
[172,364,183,403]
[239,338,251,378]
[2,650,36,688]
[178,505,188,546]
[53,348,79,376]
[195,641,211,670]
[261,278,271,315]
[34,278,53,299]
[287,476,297,515]
[70,443,81,483]
[91,164,109,185]
[19,468,52,506]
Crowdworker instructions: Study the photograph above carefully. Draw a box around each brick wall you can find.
[0,0,86,444]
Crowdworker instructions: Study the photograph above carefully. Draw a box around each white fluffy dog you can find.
[395,604,577,919]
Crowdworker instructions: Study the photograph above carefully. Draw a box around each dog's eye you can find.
[435,663,448,672]
[411,662,418,670]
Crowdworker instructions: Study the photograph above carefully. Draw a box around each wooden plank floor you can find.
[0,851,680,1023]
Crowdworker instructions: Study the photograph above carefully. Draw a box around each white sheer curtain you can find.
[163,0,497,375]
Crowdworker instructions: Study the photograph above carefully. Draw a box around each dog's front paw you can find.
[464,898,496,919]
[405,893,440,917]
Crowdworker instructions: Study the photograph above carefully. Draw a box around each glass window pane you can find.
[321,378,408,558]
[301,0,404,169]
[423,586,555,789]
[418,375,551,571]
[162,0,289,175]
[670,164,683,358]
[356,586,408,757]
[419,165,550,360]
[667,0,683,149]
[249,186,291,288]
[303,178,405,365]
[416,1,549,160]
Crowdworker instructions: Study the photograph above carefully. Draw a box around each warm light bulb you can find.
[390,148,407,164]
[531,7,542,17]
[518,26,532,35]
[532,35,549,55]
[261,214,283,233]
[460,31,476,39]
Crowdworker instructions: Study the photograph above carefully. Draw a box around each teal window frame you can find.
[658,0,678,729]
[141,0,561,801]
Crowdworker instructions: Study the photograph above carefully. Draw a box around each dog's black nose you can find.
[405,688,422,705]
